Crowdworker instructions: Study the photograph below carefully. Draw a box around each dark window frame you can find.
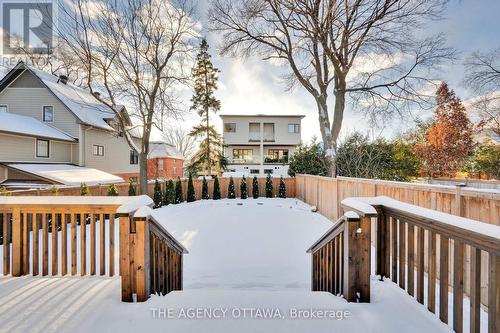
[93,144,105,156]
[43,106,54,122]
[130,150,139,164]
[36,139,50,158]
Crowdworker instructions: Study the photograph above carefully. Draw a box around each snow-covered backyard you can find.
[0,198,481,332]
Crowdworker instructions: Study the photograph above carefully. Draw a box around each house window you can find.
[158,159,164,170]
[43,106,54,122]
[263,123,275,141]
[288,124,300,133]
[36,139,49,158]
[129,177,138,183]
[233,149,253,162]
[264,169,273,174]
[250,169,260,174]
[266,149,289,163]
[130,150,139,164]
[249,123,260,141]
[93,145,104,156]
[224,123,236,133]
[0,105,7,113]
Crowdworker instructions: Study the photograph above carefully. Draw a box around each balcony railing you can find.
[264,156,288,164]
[228,157,261,164]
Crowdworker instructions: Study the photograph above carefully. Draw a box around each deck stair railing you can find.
[309,195,500,333]
[0,196,186,303]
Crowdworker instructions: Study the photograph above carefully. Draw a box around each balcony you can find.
[264,156,288,164]
[228,157,261,164]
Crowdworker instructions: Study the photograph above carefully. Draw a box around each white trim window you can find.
[130,150,139,164]
[93,144,105,156]
[43,106,54,122]
[36,139,50,158]
[288,124,300,133]
[0,105,7,113]
[224,123,236,132]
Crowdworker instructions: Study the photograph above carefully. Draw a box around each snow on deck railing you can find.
[339,196,500,333]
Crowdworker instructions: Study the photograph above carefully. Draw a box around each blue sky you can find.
[181,0,500,143]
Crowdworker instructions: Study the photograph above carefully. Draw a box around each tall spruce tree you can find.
[278,176,286,198]
[80,182,89,196]
[108,184,119,196]
[252,176,259,199]
[187,174,196,202]
[174,178,183,204]
[189,39,225,176]
[153,179,163,208]
[228,176,236,199]
[213,175,221,200]
[265,173,273,198]
[240,177,247,199]
[201,176,209,199]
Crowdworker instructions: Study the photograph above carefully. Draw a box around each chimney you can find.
[93,91,101,99]
[58,74,68,84]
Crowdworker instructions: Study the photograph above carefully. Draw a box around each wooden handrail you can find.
[339,196,500,333]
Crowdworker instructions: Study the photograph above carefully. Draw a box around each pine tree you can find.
[201,176,209,199]
[128,179,136,196]
[187,173,196,202]
[252,176,259,199]
[278,176,286,198]
[153,179,163,208]
[51,185,59,196]
[265,173,273,198]
[80,182,89,196]
[108,184,119,196]
[164,180,175,205]
[240,177,247,199]
[189,39,225,176]
[213,175,221,200]
[228,176,236,199]
[175,178,183,204]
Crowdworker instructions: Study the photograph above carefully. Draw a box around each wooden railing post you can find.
[343,214,371,302]
[119,215,133,302]
[134,218,150,302]
[11,207,23,276]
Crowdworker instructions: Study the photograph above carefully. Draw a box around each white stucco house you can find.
[220,114,304,177]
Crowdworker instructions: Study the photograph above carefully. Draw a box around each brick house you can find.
[147,141,184,179]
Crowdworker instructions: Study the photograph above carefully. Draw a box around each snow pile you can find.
[0,112,76,141]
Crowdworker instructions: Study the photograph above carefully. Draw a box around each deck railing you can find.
[312,195,500,333]
[118,206,188,302]
[0,196,186,303]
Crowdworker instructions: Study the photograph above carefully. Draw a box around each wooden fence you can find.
[9,177,296,200]
[296,174,500,307]
[334,196,500,333]
[0,196,186,303]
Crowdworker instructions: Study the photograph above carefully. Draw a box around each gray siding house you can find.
[0,62,141,189]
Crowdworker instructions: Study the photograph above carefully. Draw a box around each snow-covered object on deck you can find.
[115,195,153,215]
[0,195,147,206]
[0,112,76,141]
[5,163,124,186]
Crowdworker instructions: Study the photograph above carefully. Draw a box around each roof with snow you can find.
[0,112,77,142]
[0,62,138,136]
[4,163,124,187]
[148,141,184,159]
[219,113,305,118]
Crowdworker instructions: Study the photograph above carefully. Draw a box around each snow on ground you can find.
[0,198,486,332]
[152,198,332,290]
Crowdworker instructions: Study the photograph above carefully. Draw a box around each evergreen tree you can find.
[189,39,225,176]
[265,173,273,198]
[51,185,59,196]
[240,177,247,199]
[80,182,89,196]
[252,176,259,199]
[278,176,286,198]
[153,179,163,208]
[164,180,175,205]
[108,184,119,196]
[128,179,136,196]
[187,174,196,202]
[175,178,183,204]
[213,175,221,200]
[228,176,236,199]
[201,176,209,199]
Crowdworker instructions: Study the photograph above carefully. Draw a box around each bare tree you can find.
[163,126,199,159]
[58,0,198,193]
[209,0,454,175]
[464,48,500,135]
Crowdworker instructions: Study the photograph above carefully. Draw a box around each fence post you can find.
[11,207,23,276]
[134,218,150,302]
[119,215,133,302]
[343,214,371,302]
[454,184,466,217]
